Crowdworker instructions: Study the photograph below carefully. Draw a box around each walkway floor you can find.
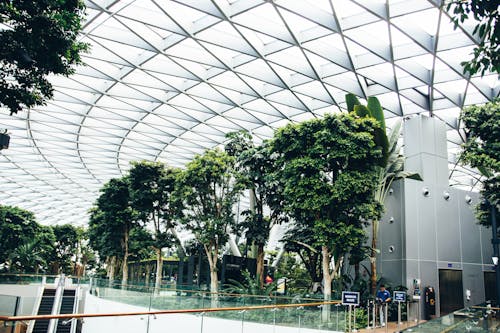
[357,320,424,333]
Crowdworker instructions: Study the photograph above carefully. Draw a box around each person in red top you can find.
[265,275,273,284]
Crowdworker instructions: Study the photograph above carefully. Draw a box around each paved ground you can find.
[357,320,424,333]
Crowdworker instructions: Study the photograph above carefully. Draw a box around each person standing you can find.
[376,284,392,326]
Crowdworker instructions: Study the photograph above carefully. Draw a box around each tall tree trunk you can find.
[155,247,163,294]
[122,228,129,287]
[321,246,332,322]
[108,256,116,287]
[256,244,265,288]
[370,220,379,295]
[204,244,219,307]
[145,263,151,287]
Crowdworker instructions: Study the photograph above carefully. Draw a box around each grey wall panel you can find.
[404,116,422,158]
[418,189,437,261]
[435,155,450,187]
[481,225,494,265]
[418,154,438,186]
[462,263,486,306]
[380,187,404,261]
[433,118,448,159]
[418,115,436,156]
[379,260,404,286]
[405,259,420,288]
[435,185,461,262]
[459,191,482,263]
[405,155,424,185]
[404,180,420,261]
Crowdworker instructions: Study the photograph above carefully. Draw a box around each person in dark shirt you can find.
[376,284,392,326]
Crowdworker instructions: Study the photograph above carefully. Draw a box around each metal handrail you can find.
[470,305,500,311]
[0,300,341,322]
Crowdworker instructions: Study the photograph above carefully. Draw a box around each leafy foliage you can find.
[0,0,88,114]
[226,131,287,286]
[272,113,382,251]
[0,205,39,265]
[460,100,500,225]
[274,252,312,295]
[178,148,243,293]
[271,112,383,302]
[9,241,45,273]
[224,270,276,296]
[88,176,142,283]
[461,100,500,175]
[129,161,181,251]
[51,224,84,274]
[0,205,87,274]
[446,0,499,76]
[178,148,242,247]
[283,223,322,286]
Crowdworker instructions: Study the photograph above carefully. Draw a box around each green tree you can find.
[88,208,121,281]
[226,131,287,288]
[282,223,322,291]
[92,177,136,285]
[9,241,45,273]
[274,252,311,295]
[0,0,88,114]
[271,113,382,318]
[346,93,422,295]
[0,205,38,268]
[51,224,83,274]
[34,225,57,273]
[178,148,243,301]
[460,100,500,225]
[446,0,499,76]
[128,161,183,292]
[128,227,155,263]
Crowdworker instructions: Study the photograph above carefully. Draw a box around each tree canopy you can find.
[460,100,500,225]
[88,176,137,284]
[446,0,499,76]
[128,161,183,291]
[226,131,286,287]
[0,0,88,114]
[178,148,243,296]
[0,205,38,265]
[271,112,383,307]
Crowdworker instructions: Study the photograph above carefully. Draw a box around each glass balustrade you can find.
[4,274,500,333]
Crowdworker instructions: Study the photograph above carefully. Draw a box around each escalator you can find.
[56,289,76,333]
[32,288,56,333]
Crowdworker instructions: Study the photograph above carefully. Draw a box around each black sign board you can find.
[342,291,360,306]
[394,291,406,302]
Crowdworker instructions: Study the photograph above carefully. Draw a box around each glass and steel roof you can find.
[0,0,498,225]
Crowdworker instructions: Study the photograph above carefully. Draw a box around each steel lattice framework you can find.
[0,0,498,225]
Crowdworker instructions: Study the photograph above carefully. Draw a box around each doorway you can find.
[484,271,496,303]
[439,269,464,315]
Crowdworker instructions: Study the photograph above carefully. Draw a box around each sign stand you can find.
[366,301,371,329]
[398,303,401,329]
[384,304,388,333]
[406,301,410,328]
[342,291,360,333]
[353,305,357,332]
[393,291,407,331]
[348,305,352,333]
[372,301,376,329]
